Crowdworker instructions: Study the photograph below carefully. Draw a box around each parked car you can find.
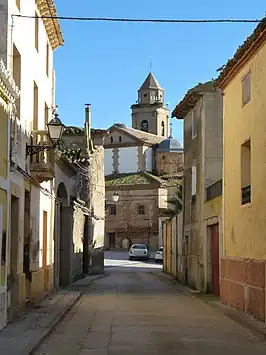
[128,244,150,260]
[155,247,163,263]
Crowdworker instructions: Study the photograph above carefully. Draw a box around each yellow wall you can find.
[204,195,222,221]
[0,105,8,179]
[223,41,266,258]
[0,100,8,286]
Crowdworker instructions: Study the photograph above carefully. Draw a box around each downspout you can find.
[4,15,15,324]
[200,96,207,292]
[4,103,11,324]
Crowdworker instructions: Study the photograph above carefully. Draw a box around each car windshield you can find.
[158,247,163,252]
[132,244,146,249]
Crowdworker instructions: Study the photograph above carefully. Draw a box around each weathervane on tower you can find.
[149,57,152,72]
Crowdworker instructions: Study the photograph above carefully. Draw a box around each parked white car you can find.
[155,247,163,263]
[128,244,149,260]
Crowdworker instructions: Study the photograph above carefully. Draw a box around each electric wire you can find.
[10,14,262,24]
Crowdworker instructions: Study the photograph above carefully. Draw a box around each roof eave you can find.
[215,20,266,90]
[171,92,202,119]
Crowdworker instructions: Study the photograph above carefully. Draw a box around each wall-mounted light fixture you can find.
[26,106,65,157]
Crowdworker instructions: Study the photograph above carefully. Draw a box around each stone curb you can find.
[25,273,107,355]
[153,271,266,341]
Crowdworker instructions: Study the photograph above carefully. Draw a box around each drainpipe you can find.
[200,96,207,293]
[84,104,92,272]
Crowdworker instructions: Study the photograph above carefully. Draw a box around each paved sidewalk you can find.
[0,274,106,355]
[157,271,266,341]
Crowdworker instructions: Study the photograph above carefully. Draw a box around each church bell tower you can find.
[131,72,170,137]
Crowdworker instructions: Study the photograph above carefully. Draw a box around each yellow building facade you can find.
[217,18,266,321]
[0,59,19,329]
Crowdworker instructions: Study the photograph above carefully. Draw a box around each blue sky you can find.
[54,1,265,143]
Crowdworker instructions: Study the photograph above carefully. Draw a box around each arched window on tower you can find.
[141,120,149,132]
[110,136,113,143]
[161,121,165,136]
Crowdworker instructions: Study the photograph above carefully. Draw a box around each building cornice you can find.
[0,59,20,104]
[215,17,266,90]
[36,0,64,51]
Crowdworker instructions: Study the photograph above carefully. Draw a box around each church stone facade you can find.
[104,72,183,250]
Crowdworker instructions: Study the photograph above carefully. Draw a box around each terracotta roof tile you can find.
[113,124,165,145]
[172,81,215,118]
[215,17,266,89]
[105,172,165,187]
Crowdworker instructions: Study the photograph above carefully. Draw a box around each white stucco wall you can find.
[118,147,138,173]
[144,147,153,172]
[158,188,168,209]
[4,1,58,277]
[104,148,113,176]
[54,164,74,205]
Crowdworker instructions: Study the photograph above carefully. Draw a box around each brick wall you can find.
[221,257,266,321]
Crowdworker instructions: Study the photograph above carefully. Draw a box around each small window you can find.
[110,136,113,143]
[192,110,196,138]
[119,136,122,142]
[109,205,116,215]
[242,72,251,107]
[161,121,165,136]
[138,205,145,215]
[141,120,148,132]
[35,12,39,51]
[192,164,196,198]
[132,244,146,249]
[46,42,49,77]
[241,139,251,205]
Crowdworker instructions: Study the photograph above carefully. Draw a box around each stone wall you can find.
[105,188,159,251]
[156,151,183,175]
[89,145,105,247]
[71,201,86,281]
[221,257,266,322]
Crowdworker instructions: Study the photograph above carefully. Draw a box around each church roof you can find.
[139,72,163,91]
[105,172,165,187]
[112,124,165,145]
[157,136,183,153]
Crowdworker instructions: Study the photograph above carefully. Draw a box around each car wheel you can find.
[129,256,132,260]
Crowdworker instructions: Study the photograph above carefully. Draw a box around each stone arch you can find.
[56,182,72,288]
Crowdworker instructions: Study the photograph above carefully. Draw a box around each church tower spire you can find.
[131,72,170,137]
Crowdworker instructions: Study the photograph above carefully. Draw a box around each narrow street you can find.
[33,252,266,355]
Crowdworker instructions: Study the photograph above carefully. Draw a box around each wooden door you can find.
[0,205,6,330]
[210,224,220,296]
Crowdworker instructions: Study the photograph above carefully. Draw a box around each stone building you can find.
[63,104,108,252]
[172,81,223,293]
[104,73,183,250]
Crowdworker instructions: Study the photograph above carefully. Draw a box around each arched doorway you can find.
[56,182,71,288]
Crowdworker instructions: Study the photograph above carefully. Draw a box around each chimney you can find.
[85,104,91,139]
[85,104,92,150]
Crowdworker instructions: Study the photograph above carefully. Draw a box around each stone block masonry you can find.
[221,257,265,322]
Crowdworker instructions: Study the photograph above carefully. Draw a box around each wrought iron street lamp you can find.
[26,107,65,157]
[112,191,119,202]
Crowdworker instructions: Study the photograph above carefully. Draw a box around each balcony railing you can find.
[28,130,55,183]
[241,185,251,205]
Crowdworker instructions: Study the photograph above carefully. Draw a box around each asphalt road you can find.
[33,251,266,354]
